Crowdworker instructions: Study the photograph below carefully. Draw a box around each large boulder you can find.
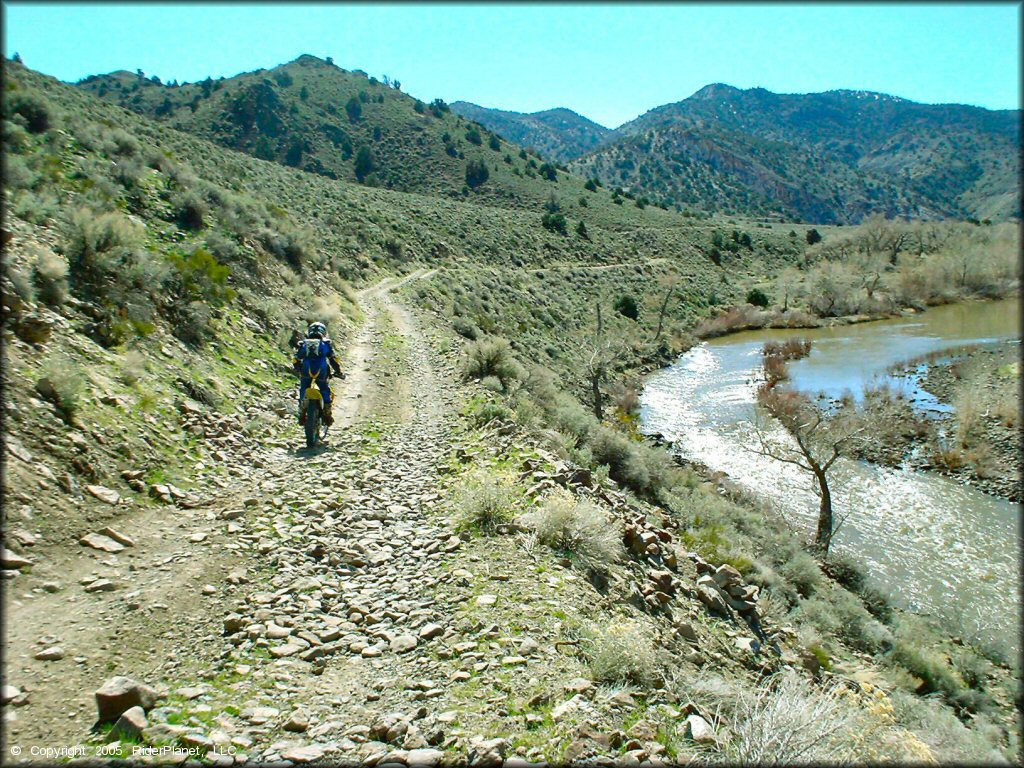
[94,676,161,723]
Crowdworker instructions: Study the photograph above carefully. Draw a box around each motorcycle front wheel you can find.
[305,400,321,448]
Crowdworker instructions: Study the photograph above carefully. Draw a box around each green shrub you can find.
[461,337,523,389]
[778,550,823,597]
[173,190,206,230]
[541,211,567,235]
[820,550,866,593]
[465,159,489,189]
[36,357,84,423]
[466,397,512,427]
[614,293,639,320]
[746,287,771,307]
[697,670,895,764]
[169,248,233,306]
[579,619,661,685]
[452,316,478,340]
[5,91,52,133]
[452,469,524,534]
[589,425,675,498]
[32,246,68,306]
[522,488,622,573]
[889,616,967,705]
[171,299,216,346]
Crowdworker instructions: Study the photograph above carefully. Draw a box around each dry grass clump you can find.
[452,468,526,534]
[31,245,69,306]
[36,356,85,423]
[578,619,661,685]
[521,488,622,572]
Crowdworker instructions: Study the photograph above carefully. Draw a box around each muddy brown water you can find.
[640,298,1021,652]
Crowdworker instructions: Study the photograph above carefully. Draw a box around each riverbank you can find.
[890,339,1021,501]
[834,339,1020,502]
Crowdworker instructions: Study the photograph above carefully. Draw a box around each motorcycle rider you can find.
[293,322,343,426]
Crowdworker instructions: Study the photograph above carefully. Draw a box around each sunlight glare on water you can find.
[640,299,1021,649]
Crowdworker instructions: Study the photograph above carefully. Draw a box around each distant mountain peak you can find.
[691,83,742,100]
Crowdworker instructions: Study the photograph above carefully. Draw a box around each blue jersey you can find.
[294,337,335,378]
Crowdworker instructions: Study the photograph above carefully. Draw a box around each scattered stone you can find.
[475,594,497,606]
[684,714,716,745]
[84,579,116,593]
[391,634,418,653]
[99,528,135,547]
[467,736,507,767]
[112,706,148,740]
[406,748,444,767]
[283,712,309,732]
[1,685,21,704]
[95,676,161,723]
[86,485,121,505]
[79,533,125,553]
[418,623,444,640]
[34,646,64,661]
[1,548,32,570]
[564,678,593,695]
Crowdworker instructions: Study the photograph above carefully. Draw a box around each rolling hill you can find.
[450,101,610,162]
[445,84,1021,224]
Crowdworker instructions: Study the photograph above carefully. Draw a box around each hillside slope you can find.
[76,55,614,215]
[3,60,1019,765]
[569,84,1020,224]
[450,101,611,162]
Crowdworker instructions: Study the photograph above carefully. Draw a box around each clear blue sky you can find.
[3,3,1020,128]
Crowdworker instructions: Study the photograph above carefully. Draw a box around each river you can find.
[639,298,1021,651]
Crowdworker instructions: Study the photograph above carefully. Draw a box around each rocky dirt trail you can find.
[2,268,469,763]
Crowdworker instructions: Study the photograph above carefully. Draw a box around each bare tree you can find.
[649,272,679,345]
[749,344,862,554]
[576,301,628,421]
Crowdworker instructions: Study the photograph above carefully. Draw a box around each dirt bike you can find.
[300,377,331,448]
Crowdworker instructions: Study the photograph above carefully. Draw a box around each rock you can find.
[95,676,161,723]
[283,712,309,732]
[627,719,658,741]
[99,528,135,547]
[418,623,444,640]
[1,685,21,704]
[35,646,64,661]
[675,621,699,644]
[269,642,304,658]
[406,748,444,767]
[564,678,593,695]
[467,737,507,767]
[712,564,742,588]
[84,579,116,593]
[266,623,292,639]
[475,594,496,606]
[518,637,540,656]
[79,533,125,553]
[370,713,409,744]
[180,732,213,751]
[550,699,577,722]
[1,548,33,570]
[696,584,731,617]
[86,485,121,505]
[391,634,418,653]
[223,614,248,634]
[112,706,148,740]
[240,706,279,725]
[684,715,716,745]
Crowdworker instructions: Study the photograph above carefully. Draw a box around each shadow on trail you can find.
[292,442,337,458]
